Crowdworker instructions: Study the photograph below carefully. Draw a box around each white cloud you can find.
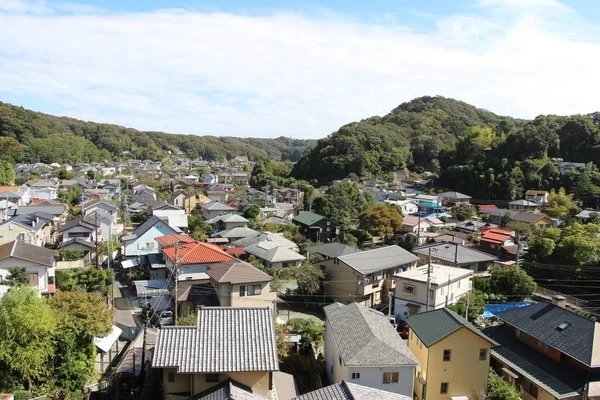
[0,0,599,139]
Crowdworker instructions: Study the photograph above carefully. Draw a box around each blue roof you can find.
[418,201,445,209]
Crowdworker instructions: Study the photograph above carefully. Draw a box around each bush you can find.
[488,368,520,400]
[58,249,85,261]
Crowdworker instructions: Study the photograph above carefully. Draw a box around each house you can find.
[206,214,249,232]
[181,192,212,214]
[323,302,418,397]
[171,190,186,208]
[483,209,554,229]
[0,199,16,222]
[0,240,57,296]
[59,179,91,191]
[24,179,59,200]
[213,226,259,242]
[393,264,473,319]
[576,209,600,224]
[483,298,600,400]
[233,232,305,269]
[509,199,539,211]
[439,191,471,206]
[305,242,362,262]
[15,202,67,224]
[401,215,432,246]
[293,211,337,242]
[151,204,188,230]
[122,216,180,257]
[478,228,516,257]
[202,172,218,184]
[162,240,234,284]
[83,199,119,219]
[0,214,50,247]
[293,381,412,400]
[407,308,497,400]
[152,307,279,399]
[384,199,419,216]
[0,186,30,205]
[412,243,497,272]
[525,190,550,205]
[321,246,420,306]
[555,161,586,173]
[207,260,277,310]
[207,190,228,203]
[201,201,236,220]
[454,220,497,235]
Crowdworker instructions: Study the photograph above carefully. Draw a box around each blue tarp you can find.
[482,302,534,318]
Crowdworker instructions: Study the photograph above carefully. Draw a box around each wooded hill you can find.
[292,96,600,202]
[0,101,316,164]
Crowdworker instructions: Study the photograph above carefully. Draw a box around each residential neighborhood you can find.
[0,151,599,400]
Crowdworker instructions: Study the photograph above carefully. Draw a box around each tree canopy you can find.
[358,204,403,238]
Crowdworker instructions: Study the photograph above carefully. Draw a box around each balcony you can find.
[358,279,383,296]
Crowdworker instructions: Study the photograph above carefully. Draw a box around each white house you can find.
[393,264,473,319]
[0,240,56,296]
[201,201,236,220]
[385,199,419,216]
[323,302,418,397]
[122,216,180,257]
[202,172,218,184]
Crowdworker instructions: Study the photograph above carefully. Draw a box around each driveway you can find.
[113,279,139,327]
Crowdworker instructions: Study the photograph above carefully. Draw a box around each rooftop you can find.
[162,241,234,265]
[293,211,327,226]
[323,302,418,367]
[394,263,473,285]
[0,240,56,267]
[407,308,496,348]
[207,260,273,284]
[413,242,497,264]
[305,243,362,259]
[155,233,196,248]
[293,381,412,400]
[153,307,279,373]
[338,245,420,275]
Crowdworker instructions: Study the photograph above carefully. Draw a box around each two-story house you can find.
[393,264,473,319]
[206,213,249,232]
[305,243,362,262]
[292,211,338,242]
[122,216,180,258]
[233,232,306,269]
[478,228,517,258]
[439,191,471,206]
[509,199,540,211]
[201,201,236,220]
[153,307,279,400]
[321,246,420,307]
[412,243,497,272]
[207,260,276,310]
[483,297,600,400]
[0,240,57,296]
[0,214,50,247]
[525,190,550,205]
[407,308,497,400]
[324,302,418,397]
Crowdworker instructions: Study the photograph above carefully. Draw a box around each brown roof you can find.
[155,233,196,248]
[207,260,273,284]
[0,241,56,267]
[525,190,548,196]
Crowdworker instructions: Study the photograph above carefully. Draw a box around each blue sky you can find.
[1,0,600,139]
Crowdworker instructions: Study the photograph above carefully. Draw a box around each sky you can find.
[1,0,600,139]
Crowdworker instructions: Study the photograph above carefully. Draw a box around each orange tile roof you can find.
[480,229,514,245]
[0,186,19,194]
[162,241,234,265]
[155,233,196,248]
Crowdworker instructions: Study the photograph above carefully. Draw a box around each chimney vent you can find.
[552,295,566,308]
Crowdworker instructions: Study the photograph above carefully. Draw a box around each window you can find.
[522,379,538,399]
[543,343,549,353]
[239,285,246,297]
[382,372,399,384]
[479,348,488,361]
[327,221,330,225]
[29,273,39,286]
[206,374,219,382]
[168,373,175,382]
[402,284,415,295]
[440,382,449,394]
[351,372,360,379]
[537,340,543,350]
[247,284,262,296]
[458,280,462,288]
[443,349,451,362]
[339,355,342,365]
[440,287,445,295]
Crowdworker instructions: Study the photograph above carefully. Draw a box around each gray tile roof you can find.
[190,379,268,400]
[337,246,419,275]
[16,204,67,216]
[123,215,178,241]
[412,242,497,264]
[494,301,600,367]
[202,201,236,211]
[0,214,46,232]
[293,381,412,400]
[153,307,279,373]
[323,302,418,367]
[407,308,497,348]
[305,243,363,259]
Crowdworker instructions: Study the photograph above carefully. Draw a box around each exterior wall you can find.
[347,366,414,397]
[0,224,43,246]
[191,371,270,396]
[221,220,247,230]
[408,328,430,400]
[491,357,557,400]
[0,258,52,295]
[325,323,349,385]
[63,225,94,241]
[321,258,361,304]
[153,209,188,229]
[162,368,192,397]
[263,259,303,269]
[231,281,277,310]
[202,208,235,220]
[212,280,232,307]
[394,277,470,319]
[424,328,491,400]
[124,222,177,257]
[511,326,562,363]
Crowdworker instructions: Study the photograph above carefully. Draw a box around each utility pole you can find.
[465,280,471,320]
[140,302,151,382]
[416,205,422,246]
[426,247,432,312]
[388,292,393,320]
[95,212,99,269]
[173,243,180,323]
[515,234,523,267]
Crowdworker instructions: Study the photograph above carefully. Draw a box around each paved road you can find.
[113,279,139,327]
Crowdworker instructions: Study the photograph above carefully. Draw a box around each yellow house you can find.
[407,308,497,400]
[152,307,280,400]
[179,191,212,215]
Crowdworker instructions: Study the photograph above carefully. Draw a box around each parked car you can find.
[151,310,174,327]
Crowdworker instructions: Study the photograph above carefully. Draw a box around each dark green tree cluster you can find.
[312,181,374,225]
[527,223,600,265]
[0,101,316,163]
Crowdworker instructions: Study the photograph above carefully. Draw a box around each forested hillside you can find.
[0,101,316,163]
[292,96,600,202]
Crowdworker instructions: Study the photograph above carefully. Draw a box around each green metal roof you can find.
[293,211,326,226]
[407,308,497,347]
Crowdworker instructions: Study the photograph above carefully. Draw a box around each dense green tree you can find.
[4,267,29,286]
[318,182,373,225]
[0,160,15,185]
[358,204,403,238]
[489,267,536,301]
[453,204,476,221]
[542,188,578,218]
[447,290,485,322]
[488,368,520,400]
[285,318,325,349]
[293,263,325,295]
[0,287,57,390]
